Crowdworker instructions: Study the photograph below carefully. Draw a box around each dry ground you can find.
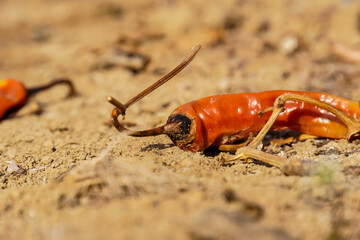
[1,0,360,239]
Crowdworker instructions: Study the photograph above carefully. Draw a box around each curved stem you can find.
[108,44,201,115]
[111,108,171,137]
[27,78,76,97]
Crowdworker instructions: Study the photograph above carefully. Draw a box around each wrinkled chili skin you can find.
[0,79,28,118]
[169,90,360,152]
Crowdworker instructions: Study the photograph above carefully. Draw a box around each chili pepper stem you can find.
[111,107,181,137]
[26,78,76,98]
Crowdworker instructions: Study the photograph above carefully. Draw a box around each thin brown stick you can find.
[225,146,287,169]
[249,93,360,148]
[329,41,360,63]
[108,44,201,115]
[225,93,360,175]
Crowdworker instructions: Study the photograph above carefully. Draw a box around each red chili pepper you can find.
[0,78,75,120]
[163,91,360,151]
[107,45,360,154]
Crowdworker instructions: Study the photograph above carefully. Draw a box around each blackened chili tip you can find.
[165,114,195,145]
[166,114,192,142]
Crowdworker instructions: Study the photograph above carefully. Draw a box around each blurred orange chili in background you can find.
[0,78,75,120]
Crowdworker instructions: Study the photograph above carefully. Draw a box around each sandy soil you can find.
[1,0,360,239]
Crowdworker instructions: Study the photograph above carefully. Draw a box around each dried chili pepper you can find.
[108,45,360,175]
[0,78,75,119]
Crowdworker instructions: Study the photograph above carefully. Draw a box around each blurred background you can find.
[1,0,360,239]
[1,0,360,100]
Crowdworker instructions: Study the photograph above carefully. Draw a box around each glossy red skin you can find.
[0,79,27,119]
[169,90,360,152]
